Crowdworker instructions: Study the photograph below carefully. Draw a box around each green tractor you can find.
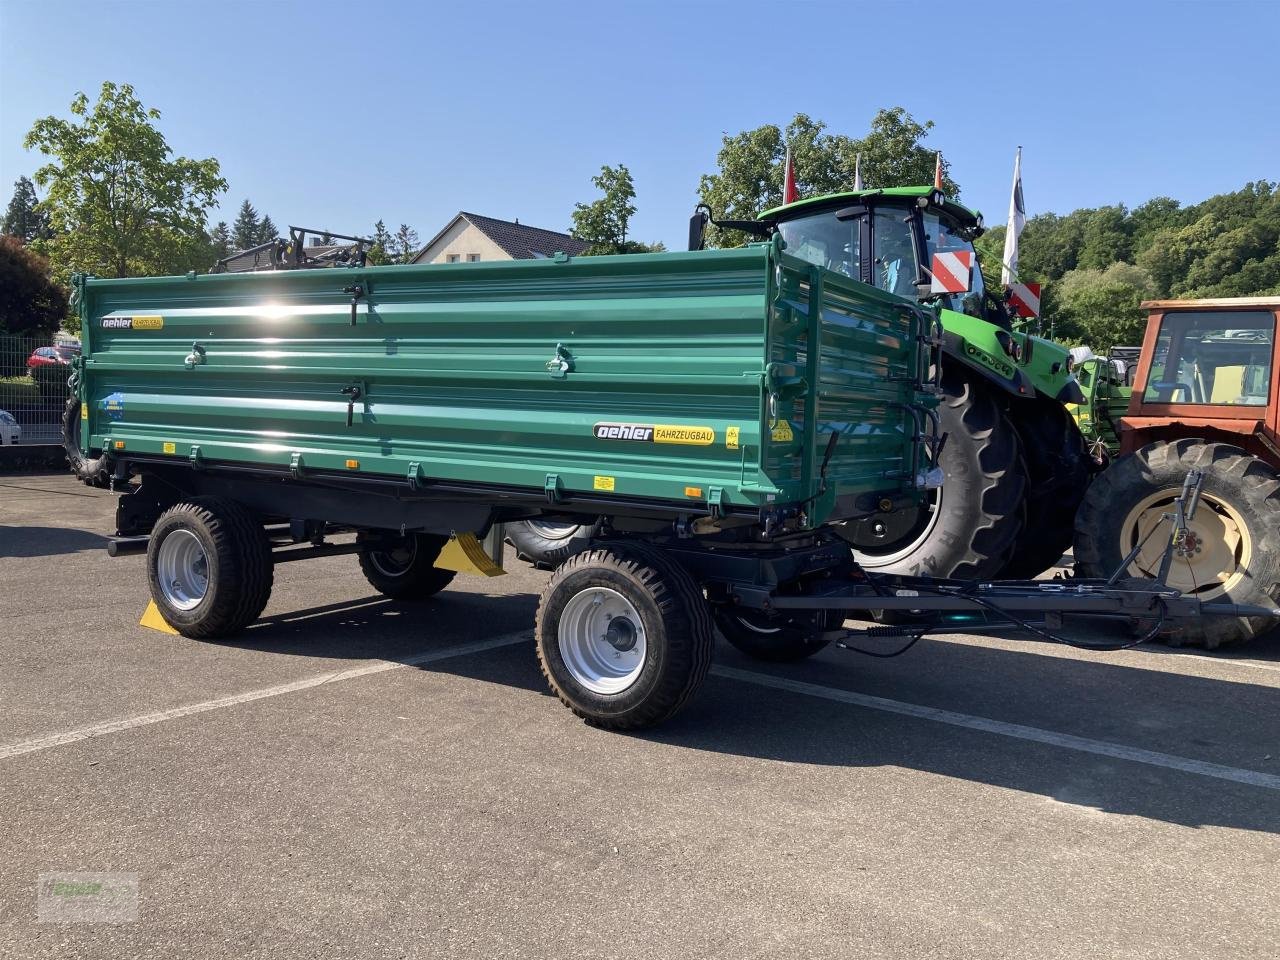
[1065,347,1138,466]
[508,185,1093,581]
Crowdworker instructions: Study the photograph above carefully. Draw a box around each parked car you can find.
[0,410,21,445]
[26,344,80,371]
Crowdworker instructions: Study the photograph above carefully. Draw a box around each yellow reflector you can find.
[163,442,176,454]
[345,459,360,469]
[684,486,703,498]
[113,440,126,450]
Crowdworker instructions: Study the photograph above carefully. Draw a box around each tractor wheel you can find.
[536,542,713,729]
[1000,398,1092,579]
[146,498,274,638]
[713,608,838,662]
[357,532,455,600]
[1074,439,1280,647]
[839,368,1025,580]
[507,518,600,570]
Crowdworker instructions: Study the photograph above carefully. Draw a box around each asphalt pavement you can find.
[1,472,1278,959]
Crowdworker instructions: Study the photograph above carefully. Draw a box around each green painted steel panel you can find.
[75,243,927,526]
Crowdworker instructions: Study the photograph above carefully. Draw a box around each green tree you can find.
[2,176,51,243]
[209,221,232,261]
[1053,262,1155,350]
[232,200,261,251]
[23,82,225,279]
[0,236,69,337]
[842,107,957,197]
[390,223,419,263]
[571,163,649,255]
[366,219,393,265]
[697,109,958,248]
[257,214,278,245]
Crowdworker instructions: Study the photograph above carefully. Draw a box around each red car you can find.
[27,344,80,371]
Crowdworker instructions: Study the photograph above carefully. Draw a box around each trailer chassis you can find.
[108,461,1279,729]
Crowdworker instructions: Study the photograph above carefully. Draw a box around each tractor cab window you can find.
[873,210,920,298]
[776,211,860,280]
[921,212,985,318]
[1144,310,1275,405]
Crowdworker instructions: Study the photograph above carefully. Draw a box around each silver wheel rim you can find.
[558,587,647,694]
[528,518,584,541]
[369,539,417,578]
[157,529,209,611]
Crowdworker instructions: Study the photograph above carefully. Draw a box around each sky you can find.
[1,0,1278,253]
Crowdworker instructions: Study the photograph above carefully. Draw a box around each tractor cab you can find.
[760,186,1007,327]
[1120,298,1280,456]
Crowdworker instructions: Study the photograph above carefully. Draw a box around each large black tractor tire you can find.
[146,498,274,638]
[1000,397,1092,579]
[713,608,839,662]
[1074,439,1280,648]
[357,532,456,600]
[840,368,1025,580]
[507,518,601,570]
[536,542,714,730]
[61,394,111,487]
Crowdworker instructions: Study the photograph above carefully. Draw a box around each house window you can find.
[467,254,480,262]
[446,254,460,263]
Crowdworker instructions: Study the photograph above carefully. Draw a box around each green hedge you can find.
[0,376,38,410]
[30,363,71,404]
[0,336,31,378]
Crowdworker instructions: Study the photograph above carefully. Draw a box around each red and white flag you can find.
[783,143,798,204]
[930,251,973,294]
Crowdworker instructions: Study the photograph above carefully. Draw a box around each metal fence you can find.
[0,334,78,447]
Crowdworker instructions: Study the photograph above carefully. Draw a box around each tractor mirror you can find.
[688,206,711,251]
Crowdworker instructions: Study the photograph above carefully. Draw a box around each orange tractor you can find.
[1074,296,1280,647]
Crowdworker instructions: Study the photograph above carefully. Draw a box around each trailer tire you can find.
[840,369,1025,580]
[1001,398,1091,579]
[536,542,714,730]
[146,498,273,638]
[357,533,455,600]
[61,394,111,487]
[506,518,600,570]
[1074,439,1280,647]
[713,609,837,662]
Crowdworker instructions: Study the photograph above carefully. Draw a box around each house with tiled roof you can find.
[410,212,590,265]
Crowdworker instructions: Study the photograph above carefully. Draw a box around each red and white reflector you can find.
[1008,281,1041,318]
[930,251,972,294]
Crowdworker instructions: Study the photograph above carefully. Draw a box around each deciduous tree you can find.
[23,82,226,278]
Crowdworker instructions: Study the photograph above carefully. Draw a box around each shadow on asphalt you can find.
[0,524,109,557]
[191,591,1280,836]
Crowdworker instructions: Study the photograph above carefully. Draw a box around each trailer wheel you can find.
[1000,397,1091,578]
[506,518,600,569]
[713,609,836,662]
[146,498,273,638]
[840,368,1025,580]
[1074,439,1280,647]
[536,542,713,729]
[357,533,455,600]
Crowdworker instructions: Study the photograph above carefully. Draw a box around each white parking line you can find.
[712,666,1280,792]
[0,632,531,762]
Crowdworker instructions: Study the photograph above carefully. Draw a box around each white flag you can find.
[853,153,864,191]
[1001,147,1024,287]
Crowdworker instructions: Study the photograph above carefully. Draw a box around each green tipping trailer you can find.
[67,240,1278,729]
[71,240,934,528]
